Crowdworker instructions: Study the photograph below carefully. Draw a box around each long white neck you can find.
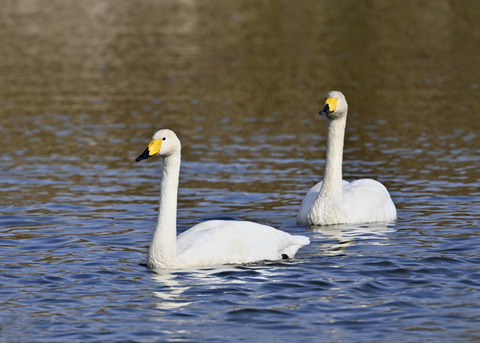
[319,115,346,201]
[146,151,180,268]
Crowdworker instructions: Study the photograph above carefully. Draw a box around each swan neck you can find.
[147,152,180,268]
[320,116,346,200]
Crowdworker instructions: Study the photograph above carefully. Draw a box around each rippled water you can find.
[1,1,480,342]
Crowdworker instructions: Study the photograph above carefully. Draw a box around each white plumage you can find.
[136,129,309,269]
[297,91,397,226]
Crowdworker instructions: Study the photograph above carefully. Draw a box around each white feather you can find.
[137,129,309,270]
[297,91,397,226]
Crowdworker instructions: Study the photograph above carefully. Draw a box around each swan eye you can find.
[162,137,166,140]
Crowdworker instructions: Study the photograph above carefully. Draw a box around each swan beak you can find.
[319,97,337,115]
[135,148,151,162]
[135,139,162,162]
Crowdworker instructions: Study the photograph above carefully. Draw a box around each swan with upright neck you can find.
[136,129,309,269]
[297,91,397,226]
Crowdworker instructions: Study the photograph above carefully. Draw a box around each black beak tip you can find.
[319,104,331,115]
[135,148,151,162]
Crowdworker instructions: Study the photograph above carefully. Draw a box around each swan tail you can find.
[293,235,310,246]
[280,235,310,259]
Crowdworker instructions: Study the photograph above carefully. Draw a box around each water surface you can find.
[1,1,479,342]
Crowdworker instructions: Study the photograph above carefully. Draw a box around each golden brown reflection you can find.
[1,0,479,203]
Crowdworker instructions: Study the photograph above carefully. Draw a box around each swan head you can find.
[319,90,348,120]
[135,129,181,162]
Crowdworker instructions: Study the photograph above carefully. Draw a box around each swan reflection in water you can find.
[150,266,243,310]
[151,271,193,310]
[150,264,290,310]
[309,223,396,256]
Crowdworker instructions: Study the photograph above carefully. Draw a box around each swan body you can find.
[136,129,309,269]
[297,91,397,226]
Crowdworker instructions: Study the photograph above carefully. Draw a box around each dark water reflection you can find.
[1,1,479,342]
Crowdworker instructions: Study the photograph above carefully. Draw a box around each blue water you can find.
[1,133,479,342]
[2,1,480,341]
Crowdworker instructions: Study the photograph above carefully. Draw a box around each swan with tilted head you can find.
[136,129,309,269]
[297,91,397,226]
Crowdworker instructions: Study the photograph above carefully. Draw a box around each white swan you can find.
[297,91,397,226]
[136,129,309,269]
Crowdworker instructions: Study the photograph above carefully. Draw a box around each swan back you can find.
[175,220,310,268]
[341,179,397,223]
[298,179,396,226]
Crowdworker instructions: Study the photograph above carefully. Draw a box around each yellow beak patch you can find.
[325,97,338,112]
[147,139,163,156]
[136,139,163,162]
